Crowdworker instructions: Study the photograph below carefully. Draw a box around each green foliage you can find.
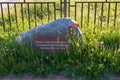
[0,24,120,79]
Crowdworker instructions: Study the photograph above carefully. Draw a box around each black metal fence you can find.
[0,0,120,31]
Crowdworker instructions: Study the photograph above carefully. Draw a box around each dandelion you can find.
[99,64,104,68]
[91,48,94,52]
[100,41,104,45]
[76,43,80,47]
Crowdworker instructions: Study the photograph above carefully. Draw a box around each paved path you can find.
[0,76,120,80]
[1,76,120,80]
[0,76,85,80]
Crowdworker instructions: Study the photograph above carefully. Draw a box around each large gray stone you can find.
[16,18,83,45]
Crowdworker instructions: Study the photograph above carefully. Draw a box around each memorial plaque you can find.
[34,35,69,51]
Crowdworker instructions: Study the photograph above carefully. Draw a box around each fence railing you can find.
[0,0,120,31]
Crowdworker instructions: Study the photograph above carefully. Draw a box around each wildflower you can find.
[10,53,13,56]
[65,64,69,67]
[94,39,98,45]
[103,58,107,62]
[72,73,74,77]
[99,64,104,68]
[45,56,49,60]
[76,23,79,27]
[13,48,15,51]
[69,25,73,28]
[91,49,94,52]
[76,43,80,47]
[100,41,104,45]
[6,48,9,52]
[16,36,22,41]
[118,48,120,53]
[69,23,79,28]
[5,46,7,48]
[94,39,97,42]
[10,39,12,42]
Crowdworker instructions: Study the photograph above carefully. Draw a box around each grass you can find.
[0,24,120,79]
[0,0,120,79]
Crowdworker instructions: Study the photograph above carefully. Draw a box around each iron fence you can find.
[0,0,120,31]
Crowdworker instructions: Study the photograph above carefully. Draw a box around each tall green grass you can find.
[0,24,120,79]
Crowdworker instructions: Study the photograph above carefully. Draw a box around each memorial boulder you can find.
[16,18,83,51]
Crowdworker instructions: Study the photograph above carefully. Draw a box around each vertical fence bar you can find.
[47,3,50,22]
[7,3,11,30]
[88,3,90,24]
[14,3,18,28]
[0,4,5,31]
[75,3,77,20]
[100,3,104,27]
[21,3,24,30]
[81,3,83,28]
[94,3,97,25]
[64,0,67,17]
[60,0,62,18]
[68,0,70,17]
[54,3,56,20]
[107,3,110,27]
[34,3,37,27]
[28,3,30,29]
[41,3,43,24]
[114,3,117,28]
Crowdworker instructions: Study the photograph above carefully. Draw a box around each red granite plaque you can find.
[34,35,69,51]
